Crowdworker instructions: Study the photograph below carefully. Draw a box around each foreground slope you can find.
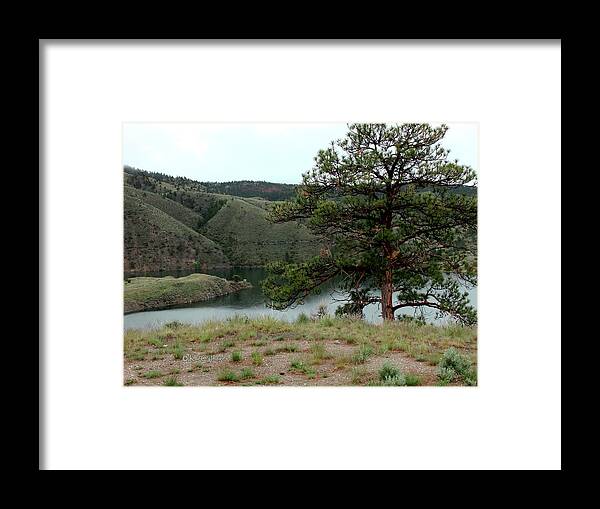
[124,316,477,386]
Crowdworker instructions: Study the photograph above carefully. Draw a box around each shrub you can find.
[296,313,309,324]
[377,363,406,386]
[380,374,407,386]
[232,274,242,282]
[436,347,477,385]
[379,362,400,380]
[311,302,329,320]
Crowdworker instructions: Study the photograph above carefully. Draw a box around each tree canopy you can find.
[261,123,477,324]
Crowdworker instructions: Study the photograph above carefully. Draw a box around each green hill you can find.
[202,198,321,266]
[124,192,229,273]
[124,186,202,232]
[124,167,322,272]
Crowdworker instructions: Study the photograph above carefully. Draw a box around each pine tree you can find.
[262,123,477,324]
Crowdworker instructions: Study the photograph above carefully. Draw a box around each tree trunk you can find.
[381,267,394,321]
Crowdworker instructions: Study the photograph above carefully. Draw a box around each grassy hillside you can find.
[124,315,477,386]
[124,193,229,273]
[124,273,251,313]
[124,185,202,232]
[202,198,322,265]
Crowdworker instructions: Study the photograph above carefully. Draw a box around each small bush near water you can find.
[311,302,329,320]
[436,347,477,385]
[296,313,309,324]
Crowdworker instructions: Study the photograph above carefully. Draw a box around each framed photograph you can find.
[122,122,479,388]
[40,40,561,470]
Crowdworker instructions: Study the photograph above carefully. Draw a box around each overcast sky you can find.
[123,122,478,184]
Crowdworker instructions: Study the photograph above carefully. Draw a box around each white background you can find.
[41,41,561,470]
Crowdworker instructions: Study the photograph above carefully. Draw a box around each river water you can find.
[123,267,477,330]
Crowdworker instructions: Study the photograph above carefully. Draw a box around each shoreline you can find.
[124,273,252,314]
[123,265,267,279]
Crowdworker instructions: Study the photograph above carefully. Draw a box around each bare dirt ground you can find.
[124,336,441,387]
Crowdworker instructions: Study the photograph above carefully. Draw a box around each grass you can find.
[231,350,243,362]
[147,337,163,348]
[251,351,263,366]
[170,343,185,360]
[276,343,299,353]
[310,343,331,363]
[163,377,183,386]
[125,316,477,386]
[290,359,317,378]
[296,313,309,324]
[217,370,240,382]
[351,367,369,385]
[143,370,163,379]
[352,344,374,365]
[240,368,255,380]
[257,375,281,385]
[405,374,422,386]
